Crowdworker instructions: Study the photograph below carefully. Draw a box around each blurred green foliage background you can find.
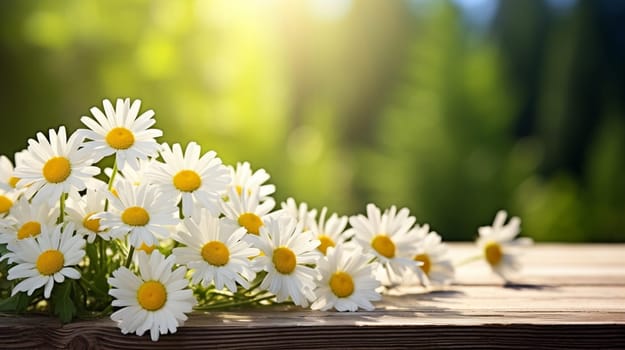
[1,0,624,242]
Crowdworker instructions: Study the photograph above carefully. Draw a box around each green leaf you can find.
[0,292,32,312]
[52,280,77,323]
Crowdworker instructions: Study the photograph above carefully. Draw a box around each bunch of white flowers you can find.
[0,98,531,341]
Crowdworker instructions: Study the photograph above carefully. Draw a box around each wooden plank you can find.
[1,316,624,349]
[1,244,624,349]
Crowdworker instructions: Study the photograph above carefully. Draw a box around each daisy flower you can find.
[312,245,381,311]
[309,207,351,255]
[97,180,178,248]
[476,210,533,280]
[65,181,109,243]
[407,224,455,287]
[220,187,277,235]
[247,217,320,307]
[13,126,100,205]
[106,158,157,188]
[78,98,162,169]
[281,197,317,231]
[0,154,23,192]
[128,240,162,265]
[172,209,258,292]
[147,142,230,218]
[349,204,421,286]
[225,161,275,202]
[0,196,58,245]
[108,251,196,342]
[6,223,85,298]
[0,188,19,217]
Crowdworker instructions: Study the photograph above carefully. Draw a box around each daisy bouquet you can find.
[0,98,532,341]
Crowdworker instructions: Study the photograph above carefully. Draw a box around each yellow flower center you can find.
[42,157,71,184]
[201,241,230,266]
[106,127,135,150]
[484,241,503,266]
[272,247,296,274]
[329,271,355,298]
[173,170,202,192]
[317,234,335,255]
[8,176,20,188]
[137,280,167,311]
[414,253,431,275]
[36,249,64,276]
[83,213,101,233]
[137,242,157,254]
[238,212,263,235]
[371,234,395,258]
[0,195,12,214]
[17,221,42,240]
[121,206,150,226]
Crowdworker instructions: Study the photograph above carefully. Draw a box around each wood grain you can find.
[1,244,624,349]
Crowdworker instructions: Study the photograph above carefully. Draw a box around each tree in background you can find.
[0,0,623,241]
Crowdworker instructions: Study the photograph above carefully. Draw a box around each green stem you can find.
[58,193,66,224]
[104,160,118,211]
[98,237,106,271]
[454,254,483,267]
[244,279,263,295]
[210,289,236,298]
[79,279,108,298]
[124,245,135,268]
[107,160,118,191]
[75,278,88,309]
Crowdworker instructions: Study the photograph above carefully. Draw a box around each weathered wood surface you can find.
[1,243,624,349]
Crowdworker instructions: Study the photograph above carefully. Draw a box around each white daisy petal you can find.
[476,210,532,281]
[108,251,196,342]
[147,142,230,218]
[172,209,258,293]
[349,204,421,286]
[248,216,321,307]
[13,127,100,204]
[79,98,162,169]
[7,224,85,299]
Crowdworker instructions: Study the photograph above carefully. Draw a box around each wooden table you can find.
[1,243,624,349]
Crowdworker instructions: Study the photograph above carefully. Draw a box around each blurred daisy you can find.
[0,196,57,245]
[0,154,21,192]
[66,182,109,243]
[477,210,532,280]
[7,223,85,298]
[172,210,258,292]
[226,161,275,202]
[309,207,351,255]
[0,188,19,217]
[135,242,158,254]
[148,142,230,217]
[248,217,320,307]
[312,245,381,311]
[349,204,421,286]
[78,98,162,169]
[407,224,455,287]
[108,251,196,342]
[14,126,100,205]
[105,158,157,188]
[281,197,317,231]
[97,180,178,248]
[220,187,276,235]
